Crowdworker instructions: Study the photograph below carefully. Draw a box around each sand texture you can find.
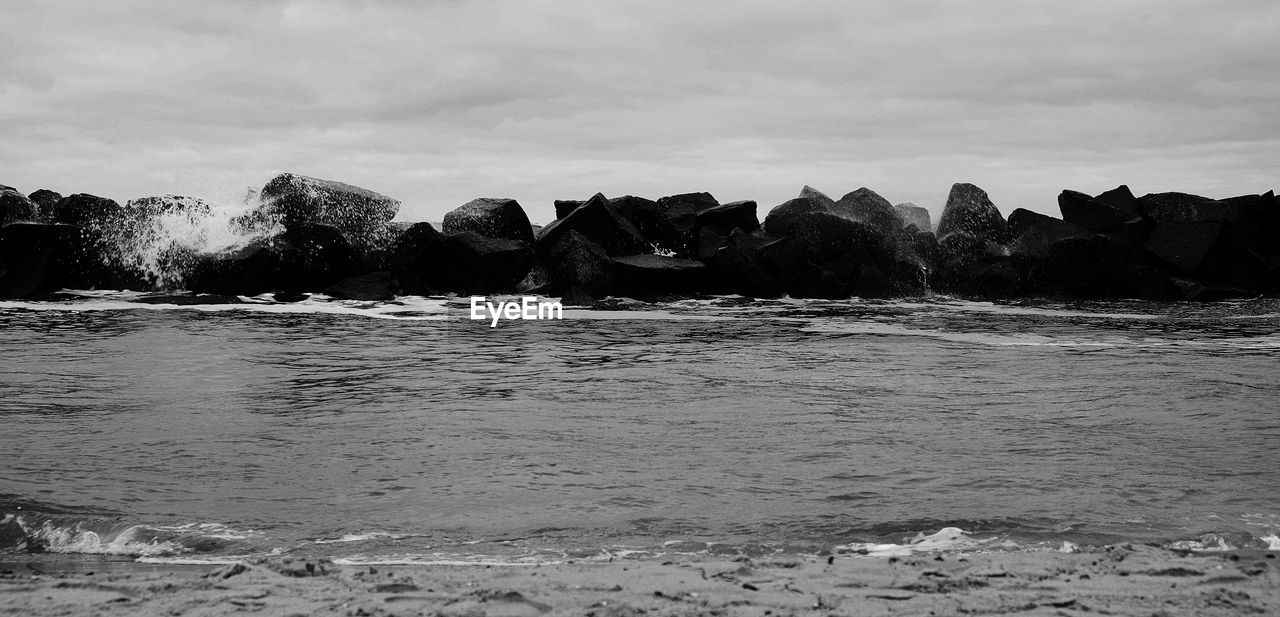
[2,545,1277,616]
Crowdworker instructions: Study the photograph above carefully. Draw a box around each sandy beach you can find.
[2,545,1276,617]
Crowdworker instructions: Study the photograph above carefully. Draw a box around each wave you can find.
[0,292,449,321]
[1,512,261,557]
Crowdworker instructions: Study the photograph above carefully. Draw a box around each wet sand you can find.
[2,545,1277,616]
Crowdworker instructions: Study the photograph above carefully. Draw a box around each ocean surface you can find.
[2,292,1278,565]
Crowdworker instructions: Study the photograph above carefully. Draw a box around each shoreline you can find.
[3,546,1277,616]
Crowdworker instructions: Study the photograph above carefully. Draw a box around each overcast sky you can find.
[3,1,1277,223]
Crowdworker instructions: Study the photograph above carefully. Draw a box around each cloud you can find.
[1,0,1277,223]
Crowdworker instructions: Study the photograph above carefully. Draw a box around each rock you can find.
[257,173,399,250]
[325,271,395,300]
[392,230,533,295]
[937,183,1009,244]
[547,230,615,299]
[1,187,40,226]
[442,197,534,244]
[762,197,828,237]
[894,202,931,231]
[1138,192,1232,223]
[1058,189,1140,232]
[798,186,837,209]
[696,200,759,233]
[27,189,62,219]
[705,228,783,297]
[935,254,1021,298]
[607,195,668,251]
[834,188,904,236]
[105,195,218,289]
[125,195,213,220]
[50,193,122,228]
[535,193,650,257]
[755,236,842,298]
[188,223,360,296]
[554,199,585,220]
[1008,209,1088,259]
[1042,235,1133,297]
[1144,218,1224,275]
[790,212,894,268]
[0,223,85,298]
[651,193,719,257]
[612,254,707,298]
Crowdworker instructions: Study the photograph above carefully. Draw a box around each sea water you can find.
[1,293,1278,564]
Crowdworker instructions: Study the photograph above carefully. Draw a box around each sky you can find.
[2,1,1277,224]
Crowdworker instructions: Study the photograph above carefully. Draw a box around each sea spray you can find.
[101,194,283,289]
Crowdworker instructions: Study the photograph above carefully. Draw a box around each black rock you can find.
[1,187,40,226]
[612,254,707,298]
[257,173,399,250]
[0,223,84,298]
[392,229,533,295]
[652,192,719,257]
[1143,219,1224,275]
[705,228,783,297]
[790,212,894,268]
[1008,209,1088,259]
[696,200,759,233]
[1138,192,1233,223]
[325,271,396,300]
[834,188,904,237]
[1042,235,1133,297]
[1058,189,1140,232]
[554,199,585,220]
[51,193,122,228]
[189,223,360,296]
[27,189,62,219]
[937,183,1009,244]
[535,193,650,257]
[762,197,828,237]
[547,230,615,300]
[894,202,931,231]
[442,197,535,244]
[798,186,837,210]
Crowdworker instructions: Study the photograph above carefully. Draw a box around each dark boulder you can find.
[1137,192,1232,276]
[894,202,931,231]
[1059,189,1140,232]
[391,228,533,295]
[27,189,62,219]
[1041,234,1134,297]
[257,173,399,250]
[189,223,360,296]
[756,236,846,299]
[798,186,837,210]
[51,193,122,228]
[652,192,719,257]
[554,199,585,220]
[704,228,783,297]
[834,188,904,237]
[607,195,665,250]
[325,271,396,301]
[0,223,84,298]
[547,230,615,300]
[696,200,759,233]
[1,187,40,226]
[1008,209,1088,259]
[937,183,1009,244]
[790,212,894,268]
[762,197,828,237]
[934,254,1021,298]
[535,193,650,257]
[442,197,534,244]
[612,254,707,298]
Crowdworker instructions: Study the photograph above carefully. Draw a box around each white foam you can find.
[28,521,183,557]
[832,527,1004,556]
[330,555,560,567]
[0,293,449,321]
[313,532,415,545]
[896,300,1160,320]
[801,321,1121,347]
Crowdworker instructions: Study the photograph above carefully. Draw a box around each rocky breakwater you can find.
[2,174,1277,303]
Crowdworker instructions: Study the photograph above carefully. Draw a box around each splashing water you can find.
[102,194,283,289]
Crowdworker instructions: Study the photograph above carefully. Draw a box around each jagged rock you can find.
[607,195,662,245]
[705,228,783,297]
[1008,209,1088,259]
[0,223,84,298]
[442,198,534,244]
[798,186,837,210]
[535,193,650,257]
[325,271,395,300]
[27,189,62,219]
[612,254,707,298]
[1,187,40,226]
[937,183,1009,244]
[935,254,1021,298]
[547,230,615,299]
[189,223,360,296]
[1042,235,1134,297]
[834,188,904,236]
[650,192,719,257]
[257,173,399,250]
[1059,189,1140,232]
[1137,193,1232,276]
[51,193,122,228]
[762,197,828,237]
[391,229,533,295]
[696,200,759,233]
[790,212,894,268]
[554,199,585,219]
[894,202,931,231]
